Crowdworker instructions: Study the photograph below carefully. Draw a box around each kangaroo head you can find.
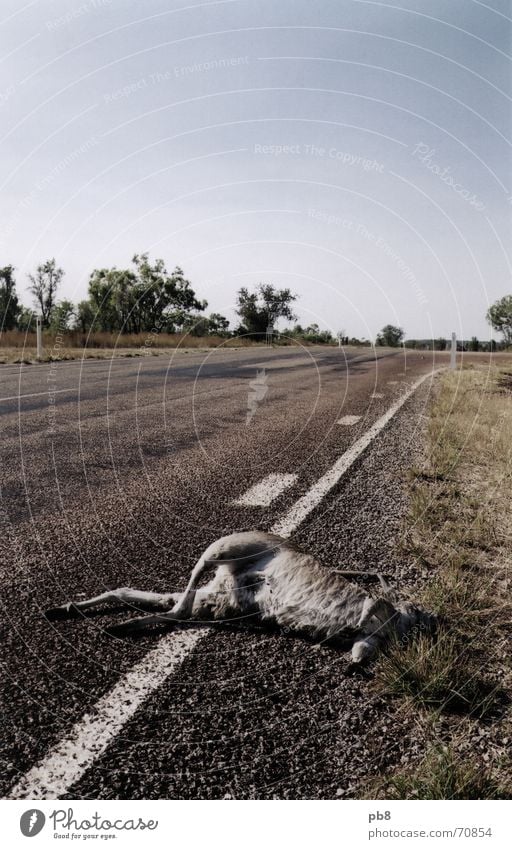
[349,600,438,670]
[396,601,438,640]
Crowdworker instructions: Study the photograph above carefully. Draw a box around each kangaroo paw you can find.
[45,603,81,621]
[343,662,373,679]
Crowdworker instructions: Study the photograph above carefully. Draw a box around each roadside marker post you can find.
[450,332,456,370]
[36,315,43,360]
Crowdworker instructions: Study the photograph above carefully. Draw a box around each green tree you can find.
[50,300,75,332]
[0,265,20,330]
[435,337,447,351]
[74,300,96,333]
[486,295,512,346]
[88,268,135,331]
[87,255,206,333]
[180,312,230,336]
[468,336,480,352]
[131,255,206,333]
[303,323,335,344]
[28,258,64,327]
[207,312,230,335]
[376,324,405,347]
[17,307,35,330]
[236,284,297,336]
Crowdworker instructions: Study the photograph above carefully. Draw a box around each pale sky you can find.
[1,0,511,340]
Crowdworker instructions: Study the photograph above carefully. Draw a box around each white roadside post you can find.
[450,332,456,370]
[36,315,43,360]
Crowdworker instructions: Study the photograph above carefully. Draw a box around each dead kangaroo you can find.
[45,531,437,670]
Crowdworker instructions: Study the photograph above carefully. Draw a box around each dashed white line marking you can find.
[337,415,361,425]
[7,368,439,800]
[8,629,204,800]
[234,473,298,506]
[271,370,438,537]
[387,381,398,385]
[371,392,384,399]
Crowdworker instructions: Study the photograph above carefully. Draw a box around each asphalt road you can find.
[0,345,448,799]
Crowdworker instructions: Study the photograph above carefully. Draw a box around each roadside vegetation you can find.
[368,365,512,799]
[1,256,356,359]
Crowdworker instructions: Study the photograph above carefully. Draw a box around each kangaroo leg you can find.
[107,593,216,637]
[45,589,181,621]
[334,570,392,592]
[170,556,218,618]
[357,596,397,630]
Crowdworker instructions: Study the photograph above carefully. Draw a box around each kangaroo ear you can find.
[379,579,400,605]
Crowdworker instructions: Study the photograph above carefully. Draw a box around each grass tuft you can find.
[371,745,510,800]
[377,633,501,719]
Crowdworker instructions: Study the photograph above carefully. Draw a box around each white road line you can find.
[271,370,437,537]
[371,392,384,399]
[8,629,204,800]
[234,473,298,506]
[7,368,438,800]
[337,415,361,425]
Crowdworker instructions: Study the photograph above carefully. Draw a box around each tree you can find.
[376,324,405,347]
[88,268,134,332]
[28,258,64,327]
[180,312,230,336]
[486,295,512,346]
[50,300,75,332]
[207,313,230,335]
[468,336,480,352]
[0,265,20,330]
[74,300,96,333]
[17,306,34,330]
[236,284,297,336]
[86,255,206,333]
[435,337,447,351]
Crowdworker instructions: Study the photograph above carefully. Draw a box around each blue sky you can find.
[1,0,511,339]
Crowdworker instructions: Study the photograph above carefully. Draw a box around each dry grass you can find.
[0,330,272,363]
[0,330,346,363]
[377,634,500,719]
[0,329,270,350]
[371,745,510,800]
[371,365,512,798]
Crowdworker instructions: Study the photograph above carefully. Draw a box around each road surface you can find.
[0,345,446,798]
